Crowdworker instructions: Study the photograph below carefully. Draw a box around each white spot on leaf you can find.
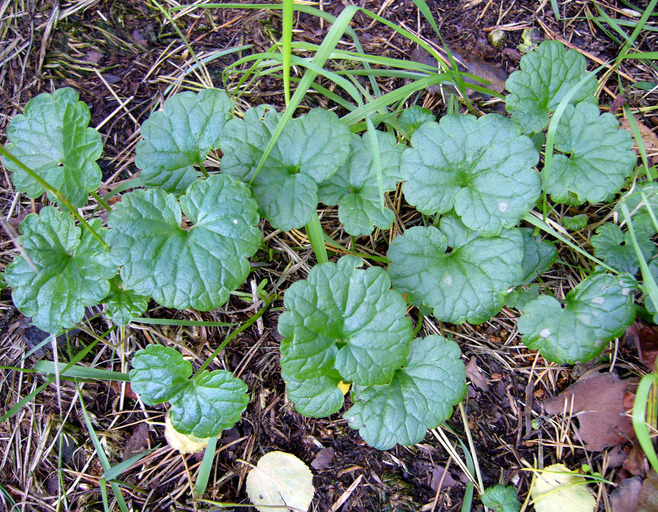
[497,201,509,214]
[591,296,605,305]
[443,274,453,286]
[539,328,551,338]
[233,219,238,224]
[621,288,631,296]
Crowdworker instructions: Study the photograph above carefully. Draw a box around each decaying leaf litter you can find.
[1,0,658,511]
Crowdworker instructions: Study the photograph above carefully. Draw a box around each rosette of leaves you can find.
[5,207,117,333]
[317,131,404,236]
[401,113,540,237]
[543,103,636,206]
[505,40,597,133]
[135,88,232,194]
[219,105,352,231]
[104,276,150,326]
[345,335,466,450]
[130,345,249,438]
[278,256,414,417]
[518,273,637,363]
[2,88,103,208]
[107,174,261,311]
[387,226,524,324]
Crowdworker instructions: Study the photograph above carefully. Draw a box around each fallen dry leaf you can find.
[311,447,335,470]
[465,356,490,392]
[638,470,658,512]
[625,320,658,370]
[531,463,595,512]
[543,372,637,451]
[623,442,649,478]
[430,466,459,492]
[609,476,642,512]
[621,116,658,164]
[123,422,150,460]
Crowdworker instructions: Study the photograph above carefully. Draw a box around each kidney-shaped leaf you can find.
[278,255,414,416]
[591,222,655,274]
[505,40,598,133]
[246,451,315,512]
[545,103,636,205]
[3,88,103,207]
[130,345,193,404]
[130,344,249,438]
[220,106,352,230]
[169,369,249,438]
[481,485,521,512]
[401,114,540,236]
[344,335,466,450]
[387,226,524,324]
[397,105,435,138]
[5,207,116,333]
[135,89,232,194]
[108,174,261,311]
[318,131,404,236]
[104,276,149,326]
[518,273,636,363]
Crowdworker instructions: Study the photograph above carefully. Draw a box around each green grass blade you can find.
[623,102,654,179]
[365,116,384,208]
[282,0,293,105]
[194,435,219,498]
[103,448,157,481]
[34,361,130,382]
[306,211,329,264]
[633,373,658,473]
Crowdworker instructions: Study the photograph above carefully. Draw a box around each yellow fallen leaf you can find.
[338,381,351,395]
[531,463,596,512]
[164,414,210,454]
[246,451,314,512]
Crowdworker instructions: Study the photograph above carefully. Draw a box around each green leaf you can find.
[592,222,655,274]
[107,174,261,311]
[401,114,540,236]
[344,335,466,450]
[130,345,192,404]
[618,181,658,234]
[387,226,524,324]
[135,89,232,194]
[520,228,558,283]
[169,369,249,438]
[397,106,435,137]
[545,103,636,205]
[280,371,345,418]
[518,273,637,363]
[3,88,103,207]
[562,214,589,231]
[318,132,404,236]
[439,212,479,249]
[0,272,6,290]
[505,40,597,133]
[505,284,541,310]
[220,106,352,230]
[130,345,249,438]
[104,276,149,326]
[5,207,116,333]
[278,255,414,416]
[481,484,521,512]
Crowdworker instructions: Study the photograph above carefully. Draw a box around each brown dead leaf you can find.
[623,442,649,478]
[123,422,150,460]
[610,476,641,512]
[430,466,459,492]
[625,321,658,370]
[311,447,335,470]
[621,117,658,164]
[465,356,490,392]
[543,372,637,451]
[638,470,658,512]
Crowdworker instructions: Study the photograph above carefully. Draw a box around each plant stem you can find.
[196,293,277,375]
[199,162,209,178]
[91,191,112,212]
[0,144,108,249]
[306,211,329,264]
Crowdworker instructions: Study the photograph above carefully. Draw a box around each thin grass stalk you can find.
[282,0,293,105]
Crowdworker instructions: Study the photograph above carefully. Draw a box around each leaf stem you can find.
[196,292,277,375]
[91,191,112,212]
[306,211,329,264]
[0,144,109,249]
[199,162,209,178]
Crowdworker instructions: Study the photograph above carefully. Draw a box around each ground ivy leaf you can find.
[281,370,344,418]
[562,214,589,231]
[481,485,521,512]
[401,114,540,236]
[5,207,116,333]
[545,103,636,205]
[592,222,655,274]
[387,226,524,324]
[318,132,404,236]
[169,370,249,438]
[505,283,541,310]
[220,106,352,230]
[520,228,558,283]
[618,181,658,234]
[397,105,435,137]
[344,335,466,450]
[104,276,150,326]
[518,273,637,363]
[3,88,103,208]
[130,345,193,404]
[279,255,413,398]
[438,213,479,249]
[107,174,261,311]
[505,40,598,133]
[135,89,232,194]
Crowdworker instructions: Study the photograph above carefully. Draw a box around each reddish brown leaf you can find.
[311,447,335,470]
[543,372,637,451]
[638,470,658,512]
[430,466,459,492]
[625,321,658,370]
[465,356,490,392]
[610,476,641,512]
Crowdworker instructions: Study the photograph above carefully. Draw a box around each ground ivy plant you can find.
[0,39,648,451]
